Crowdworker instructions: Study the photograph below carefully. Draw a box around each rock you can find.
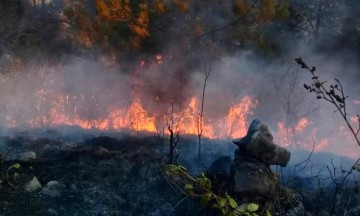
[42,180,64,197]
[95,147,120,157]
[19,151,36,162]
[47,208,58,215]
[25,177,42,192]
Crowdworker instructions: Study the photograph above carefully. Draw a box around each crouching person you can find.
[229,119,291,203]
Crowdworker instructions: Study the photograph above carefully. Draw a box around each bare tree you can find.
[196,0,260,39]
[272,65,318,149]
[155,126,166,154]
[197,62,211,170]
[167,99,180,165]
[291,0,347,41]
[295,57,360,216]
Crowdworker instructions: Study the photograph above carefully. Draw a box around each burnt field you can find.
[0,127,359,216]
[0,127,231,216]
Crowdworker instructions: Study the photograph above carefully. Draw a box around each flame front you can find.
[12,89,257,139]
[275,117,311,147]
[1,55,359,159]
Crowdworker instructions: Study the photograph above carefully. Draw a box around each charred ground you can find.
[0,127,359,215]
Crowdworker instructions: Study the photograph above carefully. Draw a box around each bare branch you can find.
[196,0,260,39]
[295,57,360,147]
[293,137,315,173]
[197,61,211,170]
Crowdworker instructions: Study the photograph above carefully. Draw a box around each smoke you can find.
[216,49,358,164]
[0,0,359,166]
[1,43,359,161]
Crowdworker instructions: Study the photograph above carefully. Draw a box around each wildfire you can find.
[314,137,329,152]
[1,54,358,160]
[156,54,163,64]
[167,96,258,139]
[110,98,157,132]
[0,55,258,139]
[351,115,360,125]
[275,118,312,148]
[221,96,258,138]
[294,118,311,132]
[276,122,290,147]
[9,90,257,139]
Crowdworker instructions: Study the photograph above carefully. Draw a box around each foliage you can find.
[59,0,294,55]
[0,152,21,188]
[62,0,190,51]
[1,0,359,59]
[232,0,289,22]
[164,164,268,216]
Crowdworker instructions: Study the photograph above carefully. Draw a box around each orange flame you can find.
[351,115,359,125]
[16,93,257,139]
[276,118,311,147]
[2,55,358,159]
[295,118,311,132]
[110,98,157,132]
[314,138,329,152]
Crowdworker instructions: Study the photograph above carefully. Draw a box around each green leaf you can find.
[7,163,21,172]
[204,192,212,198]
[166,165,180,174]
[246,203,259,212]
[184,183,193,191]
[233,209,242,216]
[10,163,21,169]
[353,164,360,172]
[184,184,195,197]
[197,177,205,185]
[219,198,227,207]
[201,192,212,206]
[227,197,238,209]
[266,210,272,216]
[197,177,211,189]
[205,180,211,189]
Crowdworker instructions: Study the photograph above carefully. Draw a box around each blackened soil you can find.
[0,134,209,216]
